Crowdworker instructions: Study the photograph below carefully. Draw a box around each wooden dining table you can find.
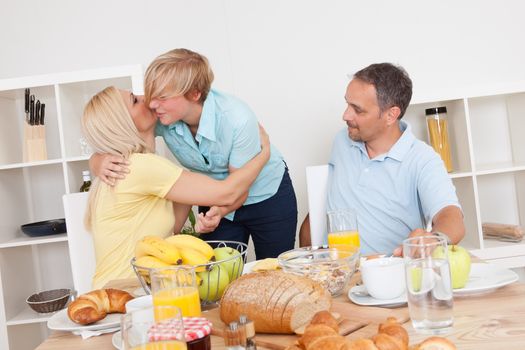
[36,274,525,350]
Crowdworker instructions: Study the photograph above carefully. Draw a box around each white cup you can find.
[360,257,406,300]
[125,295,152,313]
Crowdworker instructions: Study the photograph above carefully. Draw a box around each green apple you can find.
[197,264,230,301]
[214,246,244,281]
[408,267,423,292]
[432,244,471,289]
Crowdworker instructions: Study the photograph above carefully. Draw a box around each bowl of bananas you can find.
[131,235,247,306]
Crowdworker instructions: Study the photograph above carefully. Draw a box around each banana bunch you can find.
[165,234,215,271]
[135,235,183,265]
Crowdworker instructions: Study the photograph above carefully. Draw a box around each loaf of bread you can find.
[219,270,332,334]
[67,288,134,325]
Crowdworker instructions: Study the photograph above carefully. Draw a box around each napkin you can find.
[73,326,120,340]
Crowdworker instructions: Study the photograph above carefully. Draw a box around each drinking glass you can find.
[121,305,187,350]
[403,235,453,334]
[327,209,360,253]
[151,266,201,318]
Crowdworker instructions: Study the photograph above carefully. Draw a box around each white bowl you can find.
[125,295,152,313]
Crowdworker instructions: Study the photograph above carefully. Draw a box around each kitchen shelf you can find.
[6,306,54,326]
[0,66,143,350]
[0,234,68,249]
[405,84,525,270]
[0,159,63,171]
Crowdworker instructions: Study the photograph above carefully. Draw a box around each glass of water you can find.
[403,235,453,334]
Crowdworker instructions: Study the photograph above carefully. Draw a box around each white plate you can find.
[47,308,122,332]
[348,285,407,308]
[453,263,519,295]
[112,330,122,350]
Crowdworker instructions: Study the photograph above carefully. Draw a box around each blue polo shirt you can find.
[327,121,461,255]
[155,89,285,220]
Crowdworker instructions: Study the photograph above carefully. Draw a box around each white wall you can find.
[2,0,525,241]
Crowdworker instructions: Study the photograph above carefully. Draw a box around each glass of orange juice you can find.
[151,265,201,319]
[327,209,360,253]
[121,305,187,350]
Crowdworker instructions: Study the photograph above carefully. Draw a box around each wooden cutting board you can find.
[204,301,409,350]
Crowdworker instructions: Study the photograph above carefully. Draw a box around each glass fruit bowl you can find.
[131,240,247,306]
[277,246,359,296]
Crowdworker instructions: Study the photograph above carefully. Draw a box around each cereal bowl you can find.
[277,246,359,296]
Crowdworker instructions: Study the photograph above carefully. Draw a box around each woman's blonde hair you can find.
[81,86,150,230]
[144,48,214,104]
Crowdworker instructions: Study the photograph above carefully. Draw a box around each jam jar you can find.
[184,317,212,350]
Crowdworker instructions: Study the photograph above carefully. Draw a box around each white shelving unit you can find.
[404,84,525,270]
[0,66,143,350]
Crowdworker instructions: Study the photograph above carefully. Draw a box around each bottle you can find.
[239,315,257,350]
[224,322,245,350]
[79,170,91,192]
[425,106,453,172]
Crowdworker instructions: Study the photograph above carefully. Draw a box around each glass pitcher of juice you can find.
[327,209,360,253]
[151,266,201,320]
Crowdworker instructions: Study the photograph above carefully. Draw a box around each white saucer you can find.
[112,330,122,349]
[453,263,519,295]
[348,285,407,308]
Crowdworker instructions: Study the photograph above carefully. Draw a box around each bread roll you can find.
[67,288,134,325]
[219,271,332,334]
[310,310,339,333]
[346,339,380,350]
[413,336,457,350]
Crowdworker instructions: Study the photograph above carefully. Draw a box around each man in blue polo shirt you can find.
[300,63,465,255]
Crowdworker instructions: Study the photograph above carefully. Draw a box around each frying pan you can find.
[21,219,66,237]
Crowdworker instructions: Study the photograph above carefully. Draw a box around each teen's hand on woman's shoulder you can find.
[91,153,130,186]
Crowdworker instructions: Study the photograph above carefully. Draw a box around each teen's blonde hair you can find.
[81,86,150,230]
[144,48,214,104]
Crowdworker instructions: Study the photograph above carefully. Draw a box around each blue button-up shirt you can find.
[156,89,285,220]
[327,121,461,255]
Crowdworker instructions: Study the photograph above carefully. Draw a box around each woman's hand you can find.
[89,153,130,186]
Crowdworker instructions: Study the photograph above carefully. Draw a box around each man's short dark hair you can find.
[353,63,413,119]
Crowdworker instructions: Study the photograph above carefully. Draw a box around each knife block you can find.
[23,122,48,162]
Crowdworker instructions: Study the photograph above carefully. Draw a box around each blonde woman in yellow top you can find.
[82,86,270,288]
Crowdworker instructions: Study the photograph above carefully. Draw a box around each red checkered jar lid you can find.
[148,317,213,342]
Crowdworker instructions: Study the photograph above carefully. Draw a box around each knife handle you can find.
[25,88,30,113]
[29,95,35,125]
[35,100,41,125]
[40,104,45,125]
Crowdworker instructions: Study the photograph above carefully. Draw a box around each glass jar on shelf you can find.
[425,106,453,172]
[79,170,91,192]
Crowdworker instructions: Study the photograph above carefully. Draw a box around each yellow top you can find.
[91,153,183,289]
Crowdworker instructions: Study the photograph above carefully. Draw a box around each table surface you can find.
[36,275,525,350]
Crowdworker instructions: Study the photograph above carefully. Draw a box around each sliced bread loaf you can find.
[219,270,332,334]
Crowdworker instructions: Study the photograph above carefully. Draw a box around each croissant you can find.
[67,288,134,325]
[372,317,409,350]
[290,313,456,350]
